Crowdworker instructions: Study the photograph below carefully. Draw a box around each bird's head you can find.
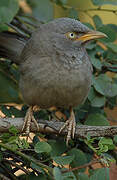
[37,18,107,53]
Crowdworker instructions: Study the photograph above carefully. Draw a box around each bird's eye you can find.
[66,32,77,40]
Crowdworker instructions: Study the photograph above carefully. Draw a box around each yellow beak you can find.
[77,30,107,42]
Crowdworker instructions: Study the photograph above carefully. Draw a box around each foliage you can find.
[0,0,117,179]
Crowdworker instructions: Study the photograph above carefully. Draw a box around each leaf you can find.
[0,61,22,104]
[53,155,74,165]
[0,0,19,23]
[9,126,19,135]
[91,96,105,107]
[31,162,45,174]
[53,167,63,180]
[99,137,115,150]
[78,173,89,180]
[68,148,87,172]
[92,0,117,5]
[84,113,109,126]
[34,142,52,153]
[93,74,117,97]
[88,87,106,107]
[97,25,116,42]
[93,15,102,29]
[60,0,68,5]
[113,135,117,144]
[68,8,78,19]
[63,171,77,180]
[1,106,24,117]
[106,43,117,53]
[29,173,47,180]
[0,70,22,104]
[48,140,67,157]
[90,168,109,180]
[92,76,104,95]
[0,24,8,31]
[90,57,102,70]
[83,23,94,30]
[28,0,54,22]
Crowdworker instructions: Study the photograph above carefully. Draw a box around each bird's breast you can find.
[19,54,92,109]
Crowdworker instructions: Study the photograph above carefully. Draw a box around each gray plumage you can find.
[19,18,92,108]
[0,18,93,109]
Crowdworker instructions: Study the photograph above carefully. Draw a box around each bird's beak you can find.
[77,30,107,42]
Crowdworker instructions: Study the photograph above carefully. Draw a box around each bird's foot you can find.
[59,108,76,145]
[22,106,39,135]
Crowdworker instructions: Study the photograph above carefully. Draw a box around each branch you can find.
[0,117,117,138]
[62,160,99,173]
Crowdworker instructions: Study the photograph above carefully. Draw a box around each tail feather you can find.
[0,31,27,64]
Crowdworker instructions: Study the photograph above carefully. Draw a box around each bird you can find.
[0,17,106,144]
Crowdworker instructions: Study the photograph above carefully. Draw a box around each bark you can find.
[0,117,117,138]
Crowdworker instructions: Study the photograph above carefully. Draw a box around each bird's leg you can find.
[59,107,76,145]
[22,106,40,135]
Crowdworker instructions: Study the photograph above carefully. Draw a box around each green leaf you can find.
[68,148,87,172]
[92,76,104,95]
[53,167,63,180]
[90,57,102,70]
[63,171,77,180]
[0,67,22,104]
[53,155,74,165]
[93,74,117,97]
[48,140,67,157]
[1,106,24,117]
[106,43,117,53]
[31,162,45,174]
[93,15,102,29]
[90,168,109,180]
[78,173,89,180]
[60,0,67,5]
[99,137,115,150]
[91,96,105,107]
[0,0,19,23]
[97,25,116,42]
[28,173,47,180]
[88,87,106,107]
[68,8,78,19]
[28,0,54,22]
[83,23,94,30]
[9,126,19,135]
[92,0,117,5]
[84,113,109,126]
[0,24,8,31]
[34,142,52,153]
[113,135,117,144]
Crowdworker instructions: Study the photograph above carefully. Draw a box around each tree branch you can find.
[0,117,117,138]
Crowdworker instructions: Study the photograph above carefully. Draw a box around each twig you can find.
[0,162,17,180]
[0,142,53,175]
[3,159,30,175]
[62,160,99,173]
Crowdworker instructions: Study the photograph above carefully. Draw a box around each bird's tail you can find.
[0,16,40,65]
[0,31,26,64]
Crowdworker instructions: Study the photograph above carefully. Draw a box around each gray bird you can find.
[0,18,106,144]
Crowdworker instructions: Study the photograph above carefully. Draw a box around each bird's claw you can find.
[22,106,39,135]
[59,110,76,145]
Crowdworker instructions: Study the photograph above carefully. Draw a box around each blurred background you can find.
[0,0,117,179]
